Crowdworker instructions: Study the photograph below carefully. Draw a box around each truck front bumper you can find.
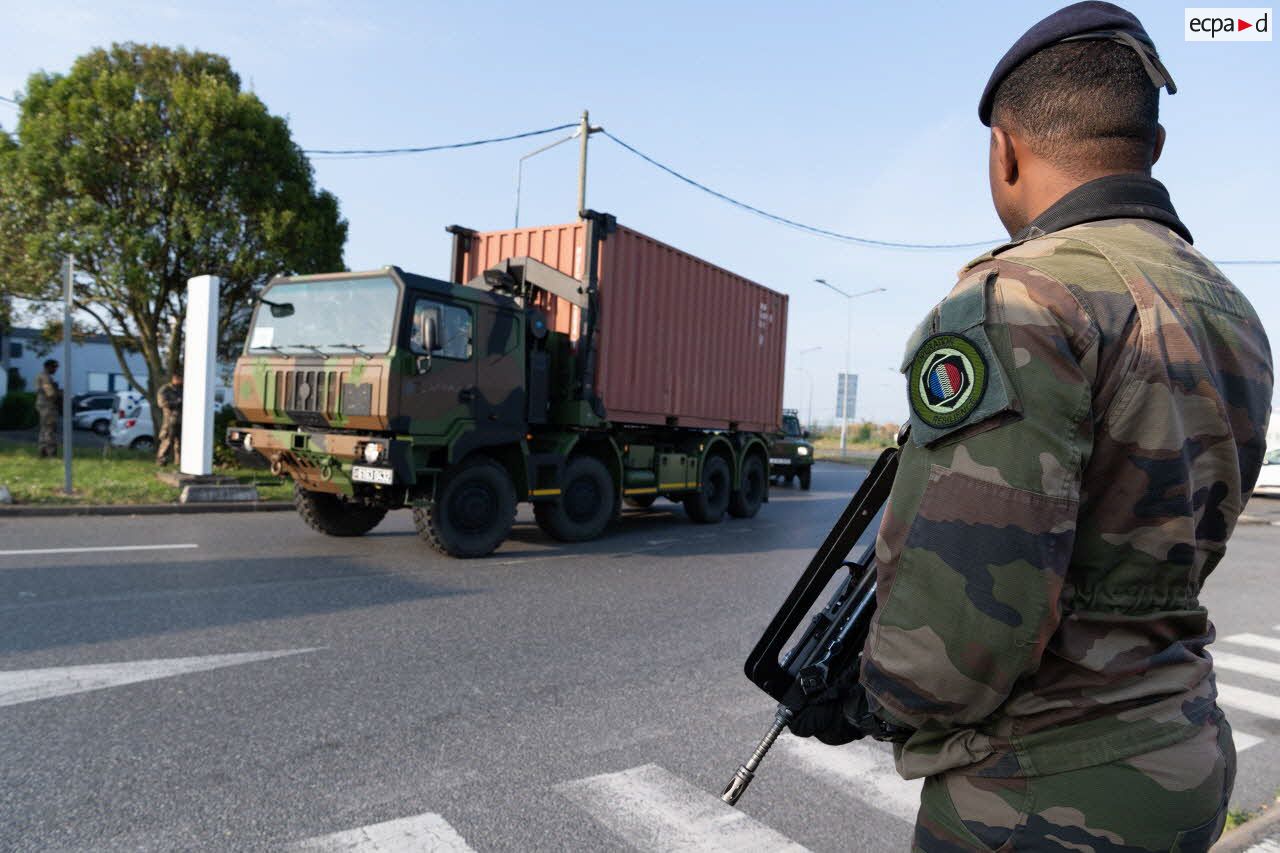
[226,425,412,495]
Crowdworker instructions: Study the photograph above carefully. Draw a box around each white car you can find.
[1255,449,1280,497]
[109,391,156,451]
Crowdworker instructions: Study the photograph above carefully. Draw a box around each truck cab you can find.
[768,409,813,490]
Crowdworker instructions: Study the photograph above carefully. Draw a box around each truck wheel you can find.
[784,473,795,487]
[728,455,767,519]
[534,455,615,542]
[294,484,388,537]
[684,454,731,524]
[414,457,516,558]
[798,467,812,490]
[624,494,657,509]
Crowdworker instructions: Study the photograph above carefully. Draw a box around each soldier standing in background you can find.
[34,359,61,458]
[788,3,1273,850]
[156,372,183,466]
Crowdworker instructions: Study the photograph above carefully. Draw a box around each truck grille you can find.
[272,368,345,417]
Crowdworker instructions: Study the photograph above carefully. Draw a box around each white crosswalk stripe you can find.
[556,763,810,852]
[1234,730,1265,752]
[1217,683,1280,721]
[292,813,475,852]
[1213,651,1280,683]
[775,735,922,824]
[1222,633,1280,655]
[1243,840,1280,853]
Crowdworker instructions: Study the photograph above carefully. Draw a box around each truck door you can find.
[401,295,478,432]
[473,304,525,429]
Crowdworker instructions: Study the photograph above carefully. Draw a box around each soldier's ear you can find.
[991,126,1018,186]
[1151,124,1166,168]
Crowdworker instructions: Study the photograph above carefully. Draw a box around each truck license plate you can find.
[351,465,393,485]
[769,458,790,466]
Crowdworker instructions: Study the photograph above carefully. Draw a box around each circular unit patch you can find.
[908,333,987,429]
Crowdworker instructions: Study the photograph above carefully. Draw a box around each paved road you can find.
[1,463,1277,851]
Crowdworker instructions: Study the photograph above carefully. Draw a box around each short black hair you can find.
[43,359,58,369]
[991,39,1159,177]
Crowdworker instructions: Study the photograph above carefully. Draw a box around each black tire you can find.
[130,436,155,451]
[783,473,795,487]
[534,454,615,542]
[294,483,388,537]
[798,466,812,490]
[728,454,767,519]
[92,419,110,435]
[683,454,731,524]
[624,494,657,509]
[413,457,515,558]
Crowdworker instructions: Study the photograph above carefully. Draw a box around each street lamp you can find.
[813,279,886,455]
[794,345,821,429]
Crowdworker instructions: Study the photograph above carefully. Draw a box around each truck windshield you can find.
[247,276,399,355]
[782,416,801,437]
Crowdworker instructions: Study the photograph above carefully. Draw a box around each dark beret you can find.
[979,1,1175,126]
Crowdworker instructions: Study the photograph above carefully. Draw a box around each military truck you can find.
[227,212,788,557]
[768,409,813,489]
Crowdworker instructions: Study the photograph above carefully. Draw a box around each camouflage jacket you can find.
[158,382,183,417]
[860,176,1273,780]
[35,372,60,413]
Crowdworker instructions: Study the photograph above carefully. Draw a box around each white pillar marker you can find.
[0,648,318,709]
[181,274,220,476]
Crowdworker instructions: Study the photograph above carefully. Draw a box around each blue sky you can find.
[1,1,1276,423]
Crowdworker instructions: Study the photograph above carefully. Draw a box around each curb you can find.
[0,501,294,517]
[1214,801,1280,852]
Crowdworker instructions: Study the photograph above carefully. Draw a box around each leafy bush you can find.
[0,392,37,429]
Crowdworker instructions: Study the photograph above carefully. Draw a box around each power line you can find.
[600,129,998,251]
[304,122,578,159]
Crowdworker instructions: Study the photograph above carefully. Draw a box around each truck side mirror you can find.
[421,314,440,353]
[802,429,811,439]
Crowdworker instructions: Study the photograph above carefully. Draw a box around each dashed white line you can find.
[1217,683,1280,721]
[776,735,922,824]
[1213,651,1280,683]
[292,813,475,852]
[1222,633,1280,655]
[0,649,319,708]
[556,763,809,852]
[0,543,199,557]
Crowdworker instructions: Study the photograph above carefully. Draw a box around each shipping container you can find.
[457,221,788,433]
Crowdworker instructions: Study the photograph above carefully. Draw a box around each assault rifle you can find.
[721,446,900,806]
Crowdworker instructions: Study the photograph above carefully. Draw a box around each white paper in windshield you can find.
[250,326,274,349]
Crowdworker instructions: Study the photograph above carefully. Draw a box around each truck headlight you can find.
[362,442,384,464]
[797,446,810,456]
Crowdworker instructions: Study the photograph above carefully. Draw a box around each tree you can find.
[0,43,346,416]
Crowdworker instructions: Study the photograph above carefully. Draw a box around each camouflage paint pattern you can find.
[156,380,182,465]
[913,711,1236,852]
[35,370,60,457]
[861,218,1273,792]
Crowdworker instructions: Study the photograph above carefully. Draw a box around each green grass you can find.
[1225,807,1257,832]
[0,438,291,505]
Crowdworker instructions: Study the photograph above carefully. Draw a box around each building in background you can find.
[1,327,149,397]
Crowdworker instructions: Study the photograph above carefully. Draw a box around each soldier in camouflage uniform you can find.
[156,373,183,465]
[789,3,1273,850]
[34,359,61,458]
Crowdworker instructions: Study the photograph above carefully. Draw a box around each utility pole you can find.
[796,345,822,430]
[813,280,885,455]
[62,255,73,495]
[577,109,590,217]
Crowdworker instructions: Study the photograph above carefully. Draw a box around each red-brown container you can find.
[458,221,787,433]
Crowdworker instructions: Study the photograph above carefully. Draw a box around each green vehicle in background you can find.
[768,409,813,490]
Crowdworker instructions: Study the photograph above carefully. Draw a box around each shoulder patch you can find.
[908,333,988,429]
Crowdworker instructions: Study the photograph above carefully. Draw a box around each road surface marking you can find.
[0,543,199,557]
[1214,651,1280,683]
[1216,683,1280,721]
[293,813,475,852]
[556,763,809,852]
[1243,841,1280,853]
[1222,633,1280,655]
[1234,730,1264,752]
[776,735,922,824]
[0,648,318,709]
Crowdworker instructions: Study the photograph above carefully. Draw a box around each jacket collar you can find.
[966,174,1192,271]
